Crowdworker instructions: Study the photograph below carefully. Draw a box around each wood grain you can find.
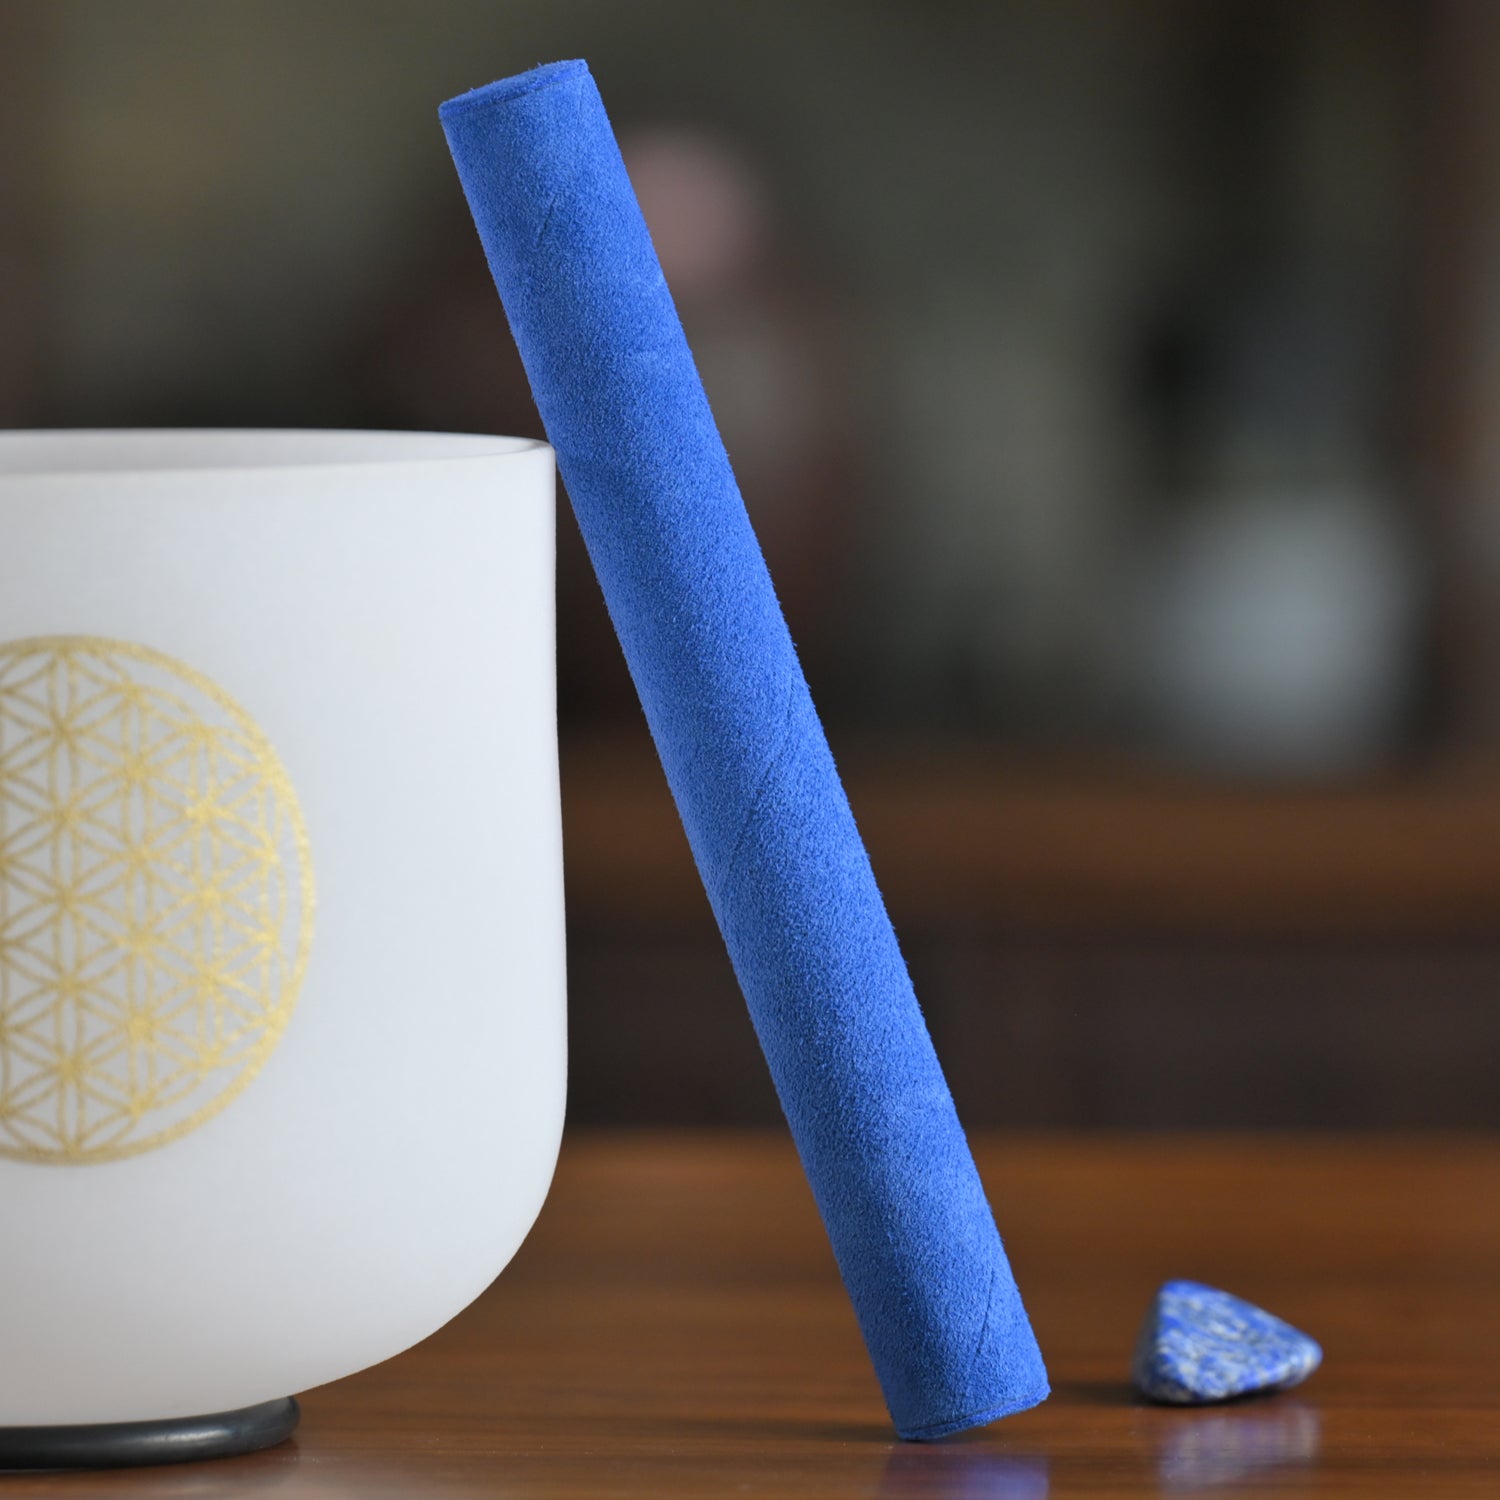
[4,1132,1497,1496]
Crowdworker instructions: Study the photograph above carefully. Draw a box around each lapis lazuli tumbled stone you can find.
[1132,1280,1322,1404]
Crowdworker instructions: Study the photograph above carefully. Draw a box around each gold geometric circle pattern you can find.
[0,637,313,1164]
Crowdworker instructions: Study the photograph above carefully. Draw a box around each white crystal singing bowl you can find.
[0,430,565,1425]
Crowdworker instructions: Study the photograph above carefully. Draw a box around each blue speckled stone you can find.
[1132,1280,1322,1404]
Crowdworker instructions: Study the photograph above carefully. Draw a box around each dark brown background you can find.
[4,0,1500,1129]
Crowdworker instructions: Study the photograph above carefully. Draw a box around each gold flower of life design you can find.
[0,636,313,1164]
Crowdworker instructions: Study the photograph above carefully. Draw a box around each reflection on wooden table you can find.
[5,1131,1495,1497]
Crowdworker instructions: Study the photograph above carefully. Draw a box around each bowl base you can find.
[0,1396,299,1469]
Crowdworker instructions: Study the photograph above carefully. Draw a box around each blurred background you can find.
[3,0,1500,1128]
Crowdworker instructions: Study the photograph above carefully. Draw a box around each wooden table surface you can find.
[13,1133,1500,1497]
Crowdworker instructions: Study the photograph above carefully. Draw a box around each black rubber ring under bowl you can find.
[0,1396,300,1469]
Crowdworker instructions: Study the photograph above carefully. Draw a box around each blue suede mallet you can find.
[440,59,1048,1440]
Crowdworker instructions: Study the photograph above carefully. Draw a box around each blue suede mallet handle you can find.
[440,59,1048,1439]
